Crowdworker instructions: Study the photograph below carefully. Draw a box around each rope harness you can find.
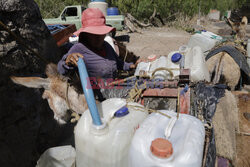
[65,81,80,123]
[126,104,171,119]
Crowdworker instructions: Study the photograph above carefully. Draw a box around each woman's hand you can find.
[129,58,146,69]
[129,64,136,69]
[65,53,84,66]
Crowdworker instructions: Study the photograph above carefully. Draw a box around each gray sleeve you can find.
[123,62,133,71]
[57,43,85,75]
[57,53,75,75]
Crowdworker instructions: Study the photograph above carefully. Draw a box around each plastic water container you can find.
[69,35,79,44]
[179,45,189,54]
[184,46,210,82]
[134,61,150,76]
[247,39,250,68]
[201,30,223,41]
[150,56,169,80]
[167,52,182,76]
[179,45,189,69]
[88,1,108,16]
[134,56,180,80]
[188,31,222,55]
[128,110,205,167]
[75,98,148,167]
[107,7,119,16]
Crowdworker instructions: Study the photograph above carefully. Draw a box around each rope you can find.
[237,131,250,136]
[123,48,128,62]
[107,75,136,87]
[65,81,80,123]
[0,20,49,64]
[177,90,180,119]
[202,126,212,167]
[213,52,225,84]
[151,67,178,80]
[126,104,171,119]
[126,79,147,102]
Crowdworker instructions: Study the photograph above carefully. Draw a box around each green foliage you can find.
[34,0,88,18]
[35,0,247,20]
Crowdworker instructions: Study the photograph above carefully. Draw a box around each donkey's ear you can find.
[241,16,248,25]
[10,76,50,89]
[227,18,235,28]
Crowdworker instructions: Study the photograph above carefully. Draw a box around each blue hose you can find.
[77,58,102,126]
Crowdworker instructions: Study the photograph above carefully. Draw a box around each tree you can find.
[34,0,247,20]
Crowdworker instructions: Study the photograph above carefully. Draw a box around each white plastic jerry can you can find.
[184,46,211,82]
[135,56,178,80]
[188,30,222,55]
[167,51,183,77]
[128,110,205,167]
[149,56,169,80]
[200,30,223,42]
[74,98,148,167]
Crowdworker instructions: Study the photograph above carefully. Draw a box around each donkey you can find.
[11,63,88,124]
[206,15,249,90]
[206,51,241,90]
[225,16,248,41]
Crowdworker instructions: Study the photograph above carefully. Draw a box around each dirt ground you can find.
[117,20,250,61]
[233,92,250,167]
[117,26,191,59]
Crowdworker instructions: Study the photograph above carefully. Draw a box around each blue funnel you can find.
[77,58,102,126]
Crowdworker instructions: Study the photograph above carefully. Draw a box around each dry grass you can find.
[166,14,207,33]
[166,14,196,32]
[166,14,221,34]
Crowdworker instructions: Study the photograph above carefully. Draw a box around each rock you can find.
[0,1,74,167]
[0,0,60,73]
[208,9,221,21]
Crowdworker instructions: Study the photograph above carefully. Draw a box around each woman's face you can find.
[85,33,106,50]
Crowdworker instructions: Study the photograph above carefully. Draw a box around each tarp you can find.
[193,83,226,167]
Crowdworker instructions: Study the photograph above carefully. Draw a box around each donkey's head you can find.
[226,16,248,40]
[11,63,88,124]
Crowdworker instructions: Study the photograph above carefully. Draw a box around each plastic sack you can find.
[36,145,76,167]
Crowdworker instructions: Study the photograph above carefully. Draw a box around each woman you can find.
[57,8,136,79]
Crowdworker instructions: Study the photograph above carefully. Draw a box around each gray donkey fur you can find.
[11,63,89,124]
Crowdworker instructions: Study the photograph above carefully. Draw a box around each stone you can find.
[0,1,73,167]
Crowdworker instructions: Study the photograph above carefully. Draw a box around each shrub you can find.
[35,0,247,20]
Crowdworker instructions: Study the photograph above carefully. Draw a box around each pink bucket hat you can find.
[74,8,115,36]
